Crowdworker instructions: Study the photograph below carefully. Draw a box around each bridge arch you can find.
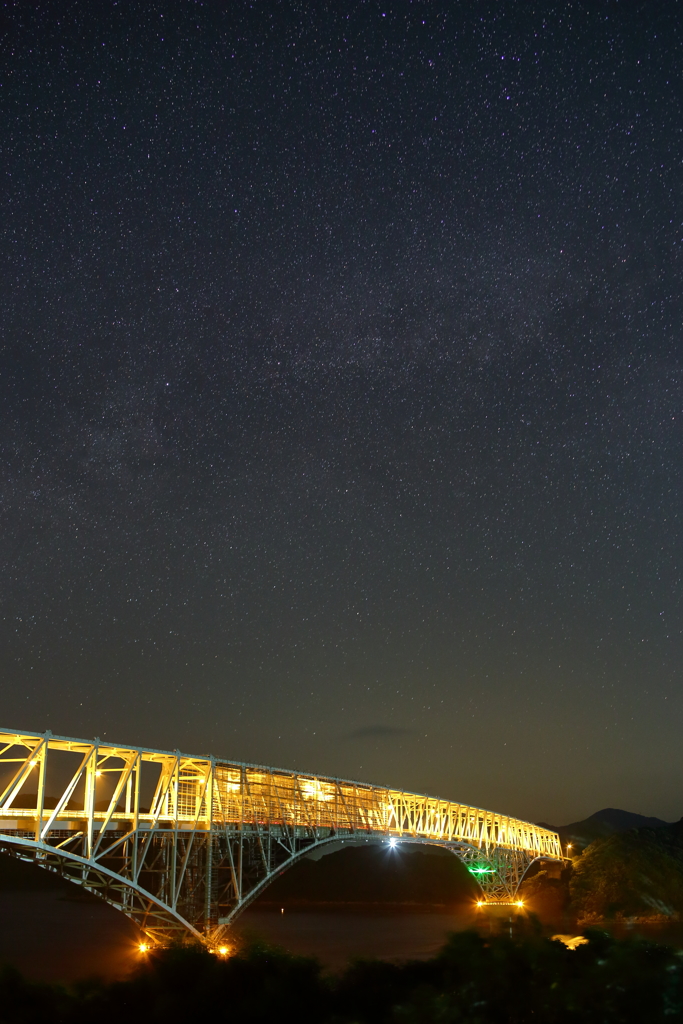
[0,834,206,945]
[215,834,536,926]
[0,728,562,945]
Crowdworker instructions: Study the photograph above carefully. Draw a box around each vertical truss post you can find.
[205,758,215,929]
[131,754,141,881]
[169,754,180,909]
[84,740,99,861]
[0,727,562,943]
[34,737,48,843]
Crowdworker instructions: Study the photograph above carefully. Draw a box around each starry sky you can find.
[2,0,682,824]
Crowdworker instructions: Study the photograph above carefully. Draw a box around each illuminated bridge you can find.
[0,728,562,946]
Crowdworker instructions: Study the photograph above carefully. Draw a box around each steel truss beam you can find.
[0,728,562,944]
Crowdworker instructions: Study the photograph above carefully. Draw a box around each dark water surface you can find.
[0,890,482,982]
[2,888,683,984]
[237,905,482,968]
[0,890,140,983]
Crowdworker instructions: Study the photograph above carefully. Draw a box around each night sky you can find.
[2,1,682,825]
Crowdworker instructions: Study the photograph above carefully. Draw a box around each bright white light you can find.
[301,780,334,802]
[389,838,397,848]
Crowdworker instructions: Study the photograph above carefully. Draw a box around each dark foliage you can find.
[571,819,683,921]
[2,925,683,1024]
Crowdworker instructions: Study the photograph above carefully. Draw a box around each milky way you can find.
[2,1,682,822]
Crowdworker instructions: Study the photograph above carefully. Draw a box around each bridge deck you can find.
[0,729,560,858]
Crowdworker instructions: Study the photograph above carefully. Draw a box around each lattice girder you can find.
[0,728,562,944]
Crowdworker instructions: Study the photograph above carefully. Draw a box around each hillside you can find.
[570,818,683,921]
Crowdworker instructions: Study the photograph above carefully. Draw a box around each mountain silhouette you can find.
[538,808,671,853]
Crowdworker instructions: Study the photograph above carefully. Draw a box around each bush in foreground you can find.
[2,925,683,1023]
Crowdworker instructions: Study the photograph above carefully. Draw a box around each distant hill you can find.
[538,808,671,853]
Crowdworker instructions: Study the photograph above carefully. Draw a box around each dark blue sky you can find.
[2,0,682,823]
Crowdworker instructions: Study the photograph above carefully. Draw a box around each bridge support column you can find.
[0,727,563,944]
[460,848,535,904]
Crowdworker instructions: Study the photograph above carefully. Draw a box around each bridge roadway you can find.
[0,728,562,945]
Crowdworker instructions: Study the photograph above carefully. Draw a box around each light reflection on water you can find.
[0,890,484,980]
[2,889,683,983]
[237,908,683,971]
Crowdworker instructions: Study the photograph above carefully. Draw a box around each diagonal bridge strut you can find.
[0,728,562,945]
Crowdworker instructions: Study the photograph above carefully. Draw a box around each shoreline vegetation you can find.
[568,819,683,925]
[3,925,683,1023]
[520,818,683,928]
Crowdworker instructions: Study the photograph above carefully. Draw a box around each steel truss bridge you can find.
[0,728,562,946]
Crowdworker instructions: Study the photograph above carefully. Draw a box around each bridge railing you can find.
[0,729,561,860]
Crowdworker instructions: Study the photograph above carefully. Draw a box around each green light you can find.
[468,865,493,875]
